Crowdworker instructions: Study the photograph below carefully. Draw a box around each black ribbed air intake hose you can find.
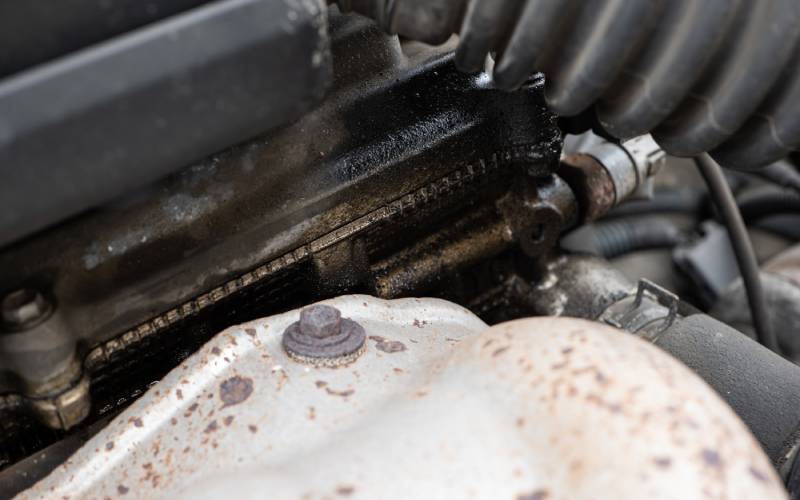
[340,0,800,170]
[561,216,685,259]
[591,218,684,259]
[738,186,800,224]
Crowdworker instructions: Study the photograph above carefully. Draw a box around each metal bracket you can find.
[602,279,679,339]
[632,279,679,323]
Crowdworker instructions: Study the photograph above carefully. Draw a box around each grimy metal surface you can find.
[0,15,560,357]
[0,73,562,470]
[19,296,784,499]
[0,0,332,247]
[0,14,562,451]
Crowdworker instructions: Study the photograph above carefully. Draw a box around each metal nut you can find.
[299,305,342,339]
[28,375,91,430]
[1,288,52,330]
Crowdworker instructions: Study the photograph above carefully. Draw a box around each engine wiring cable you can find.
[694,153,780,353]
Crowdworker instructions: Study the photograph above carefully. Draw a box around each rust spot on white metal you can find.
[219,376,253,407]
[517,489,549,500]
[368,335,407,353]
[17,297,786,499]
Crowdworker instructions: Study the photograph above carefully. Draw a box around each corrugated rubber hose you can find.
[340,0,800,170]
[586,218,684,259]
[561,216,685,259]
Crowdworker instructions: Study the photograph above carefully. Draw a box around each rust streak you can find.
[492,346,509,357]
[336,485,355,496]
[325,387,355,398]
[204,420,219,434]
[184,402,199,417]
[369,335,407,353]
[653,457,672,468]
[517,489,549,500]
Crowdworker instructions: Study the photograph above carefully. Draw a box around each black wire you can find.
[695,153,780,353]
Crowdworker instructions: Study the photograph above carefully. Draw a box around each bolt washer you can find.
[282,305,366,367]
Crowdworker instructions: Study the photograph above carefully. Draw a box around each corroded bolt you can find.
[1,289,52,330]
[29,375,92,431]
[283,304,366,366]
[299,305,342,339]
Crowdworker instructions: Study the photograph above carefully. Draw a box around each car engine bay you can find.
[1,1,800,498]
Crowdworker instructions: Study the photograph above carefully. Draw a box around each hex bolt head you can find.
[29,375,91,430]
[1,289,52,330]
[283,304,366,366]
[299,305,342,339]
